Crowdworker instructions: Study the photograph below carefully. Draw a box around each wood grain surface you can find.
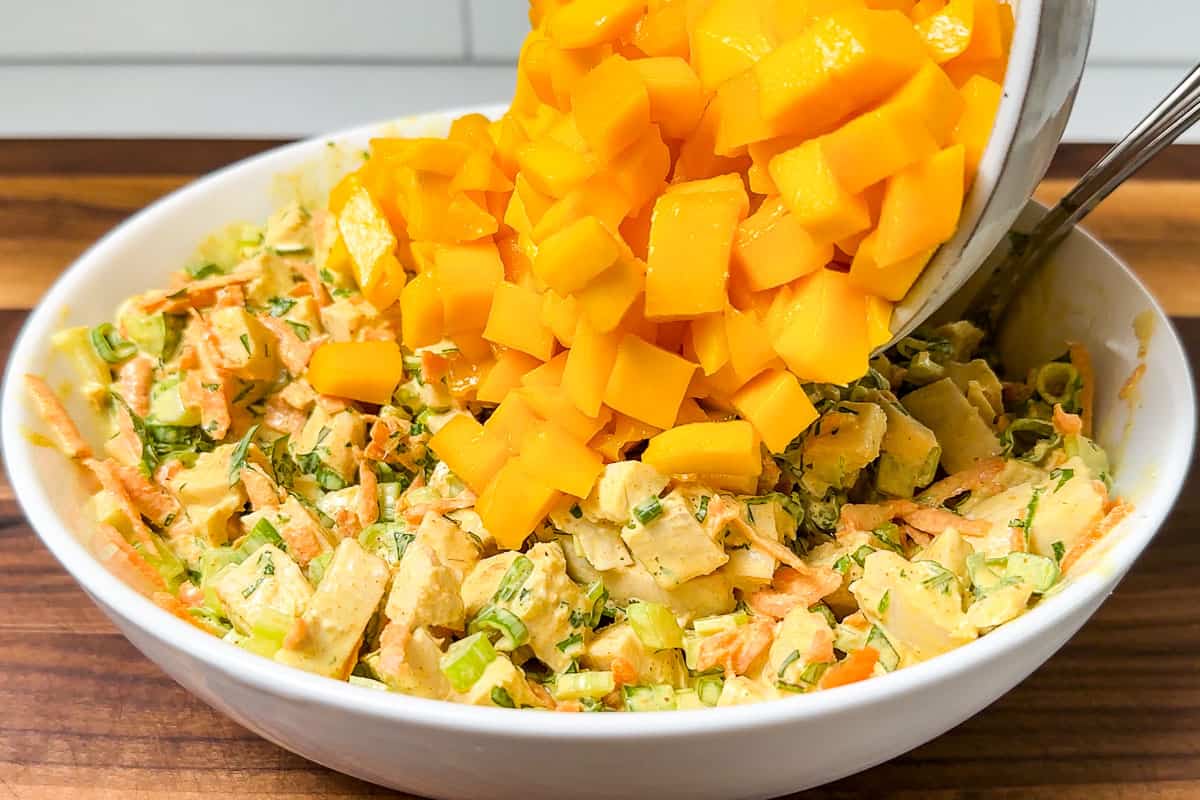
[0,142,1197,800]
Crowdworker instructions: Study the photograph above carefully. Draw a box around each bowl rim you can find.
[3,110,1194,740]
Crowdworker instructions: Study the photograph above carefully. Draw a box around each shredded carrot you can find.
[818,647,879,690]
[805,626,835,665]
[91,522,164,594]
[241,464,282,509]
[357,461,380,527]
[1068,341,1095,437]
[746,565,842,619]
[917,456,1007,507]
[836,500,918,537]
[114,355,154,418]
[611,657,638,688]
[1052,403,1083,436]
[696,619,775,677]
[258,314,321,375]
[1061,501,1133,574]
[112,462,180,526]
[24,374,92,459]
[84,458,156,548]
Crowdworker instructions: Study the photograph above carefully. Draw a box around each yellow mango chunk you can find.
[452,150,514,194]
[663,172,750,220]
[675,100,753,182]
[308,341,404,405]
[713,69,788,156]
[866,295,894,349]
[725,306,779,385]
[434,241,505,336]
[572,55,652,162]
[732,196,831,292]
[820,103,940,194]
[428,414,509,494]
[533,215,622,295]
[517,137,595,198]
[371,136,471,176]
[951,0,1005,66]
[690,0,774,90]
[484,393,542,455]
[399,171,498,243]
[689,312,730,376]
[531,177,631,243]
[399,271,443,349]
[477,459,561,550]
[642,420,762,476]
[848,231,935,301]
[519,421,605,498]
[483,281,557,361]
[732,368,819,452]
[675,397,708,425]
[546,0,645,49]
[574,255,646,333]
[563,322,621,417]
[547,43,614,110]
[645,188,739,319]
[521,351,569,387]
[541,291,581,347]
[874,144,965,266]
[607,124,671,215]
[885,60,965,145]
[953,74,1003,187]
[772,268,870,384]
[517,385,612,442]
[754,8,925,136]
[633,57,706,140]
[915,0,973,63]
[771,0,869,39]
[337,184,405,309]
[633,3,690,59]
[770,139,871,243]
[477,349,543,404]
[603,334,696,428]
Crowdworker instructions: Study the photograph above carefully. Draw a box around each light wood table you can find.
[1,141,1197,800]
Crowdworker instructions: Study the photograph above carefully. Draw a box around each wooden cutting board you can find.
[1,141,1197,800]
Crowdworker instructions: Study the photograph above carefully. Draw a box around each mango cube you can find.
[533,215,622,295]
[483,281,557,361]
[541,291,581,347]
[874,144,965,266]
[633,57,706,140]
[953,75,1003,187]
[574,255,646,333]
[642,420,762,476]
[689,0,774,90]
[769,139,871,243]
[563,322,621,417]
[915,0,974,63]
[337,185,405,309]
[308,341,404,406]
[689,312,730,376]
[820,103,940,194]
[732,196,831,292]
[725,306,779,385]
[484,393,542,455]
[886,60,966,146]
[428,414,509,494]
[433,241,505,335]
[603,334,696,428]
[732,369,818,453]
[519,421,605,498]
[572,55,651,162]
[848,231,934,302]
[771,268,870,385]
[476,459,561,550]
[477,348,543,404]
[645,188,739,319]
[866,295,894,350]
[517,385,611,442]
[399,271,443,349]
[517,137,595,198]
[546,0,645,48]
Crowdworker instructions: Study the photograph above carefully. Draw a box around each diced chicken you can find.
[580,461,669,524]
[166,444,248,545]
[765,608,835,688]
[207,306,279,381]
[240,495,332,566]
[414,512,481,582]
[319,296,380,342]
[581,622,687,688]
[462,551,522,618]
[499,543,588,672]
[372,625,451,700]
[850,551,977,666]
[275,538,389,679]
[212,543,313,635]
[799,402,887,496]
[621,491,728,589]
[966,582,1034,630]
[717,675,773,706]
[802,529,873,616]
[293,405,365,484]
[549,507,633,571]
[902,378,1002,474]
[385,542,466,633]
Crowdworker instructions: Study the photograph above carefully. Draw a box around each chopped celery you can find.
[238,518,285,557]
[199,546,241,604]
[1064,433,1110,485]
[624,684,677,711]
[149,373,201,426]
[808,602,837,628]
[1035,362,1080,407]
[359,522,413,566]
[833,622,869,654]
[122,309,184,361]
[866,626,900,672]
[627,602,683,649]
[694,673,724,707]
[240,606,292,657]
[377,481,403,523]
[440,632,497,692]
[692,610,748,638]
[966,552,1010,595]
[306,550,333,586]
[1003,552,1060,593]
[555,671,615,700]
[682,632,702,670]
[468,605,530,650]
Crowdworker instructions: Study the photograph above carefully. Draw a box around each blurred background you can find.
[0,0,1194,142]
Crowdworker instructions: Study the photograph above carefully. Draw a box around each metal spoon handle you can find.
[977,61,1200,327]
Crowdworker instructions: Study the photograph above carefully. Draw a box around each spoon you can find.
[898,61,1200,343]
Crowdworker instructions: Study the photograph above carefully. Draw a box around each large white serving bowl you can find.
[2,94,1192,800]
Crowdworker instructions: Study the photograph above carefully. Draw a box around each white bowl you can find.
[3,104,1193,800]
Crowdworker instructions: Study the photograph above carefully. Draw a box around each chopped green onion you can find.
[493,556,534,603]
[867,626,899,672]
[1049,467,1074,493]
[239,517,284,556]
[584,580,608,628]
[695,495,710,523]
[832,554,852,575]
[851,545,876,567]
[227,424,259,486]
[695,674,724,707]
[186,262,222,279]
[1004,551,1060,593]
[624,684,677,711]
[632,496,663,525]
[490,686,516,708]
[556,632,584,653]
[1051,540,1066,564]
[89,323,137,363]
[1035,362,1080,407]
[469,605,530,649]
[808,602,837,628]
[569,504,583,519]
[439,632,497,692]
[777,649,802,679]
[266,296,296,317]
[626,601,683,649]
[555,671,615,700]
[286,320,311,341]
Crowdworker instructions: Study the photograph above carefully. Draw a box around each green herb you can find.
[1052,540,1066,564]
[186,262,222,279]
[266,296,296,317]
[493,556,534,603]
[1009,486,1044,549]
[632,496,663,525]
[490,686,516,708]
[851,545,875,567]
[569,504,583,519]
[777,650,802,679]
[270,434,298,488]
[319,268,336,284]
[231,381,256,405]
[584,581,608,628]
[1049,467,1074,493]
[695,495,710,523]
[228,424,259,486]
[920,561,957,594]
[286,320,311,342]
[877,590,890,615]
[469,605,530,648]
[832,554,852,575]
[556,632,584,652]
[239,333,252,355]
[241,550,275,598]
[90,323,137,363]
[314,464,348,491]
[871,523,903,554]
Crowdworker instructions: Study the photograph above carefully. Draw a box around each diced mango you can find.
[563,322,621,417]
[770,139,871,243]
[848,231,934,301]
[674,100,752,181]
[866,294,894,349]
[664,172,750,220]
[533,215,622,295]
[953,75,1003,187]
[521,351,569,388]
[820,103,940,194]
[642,420,762,476]
[772,268,870,384]
[452,150,514,194]
[541,291,581,347]
[484,393,542,454]
[337,184,405,309]
[732,196,831,292]
[547,43,614,110]
[915,0,973,63]
[519,421,605,498]
[531,177,631,242]
[771,0,870,39]
[690,0,774,90]
[645,188,739,319]
[732,368,818,452]
[483,281,558,361]
[633,3,690,59]
[308,341,404,406]
[954,0,1005,65]
[517,137,596,198]
[400,171,498,243]
[874,144,965,266]
[574,255,647,333]
[603,334,696,428]
[371,137,471,176]
[572,55,652,162]
[607,124,672,214]
[546,0,646,49]
[689,312,730,376]
[725,306,779,385]
[477,348,543,404]
[428,414,509,494]
[517,385,612,442]
[399,271,443,350]
[675,397,709,425]
[713,69,787,156]
[633,57,706,140]
[496,233,535,285]
[476,459,561,550]
[433,241,505,335]
[754,8,925,136]
[885,60,965,145]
